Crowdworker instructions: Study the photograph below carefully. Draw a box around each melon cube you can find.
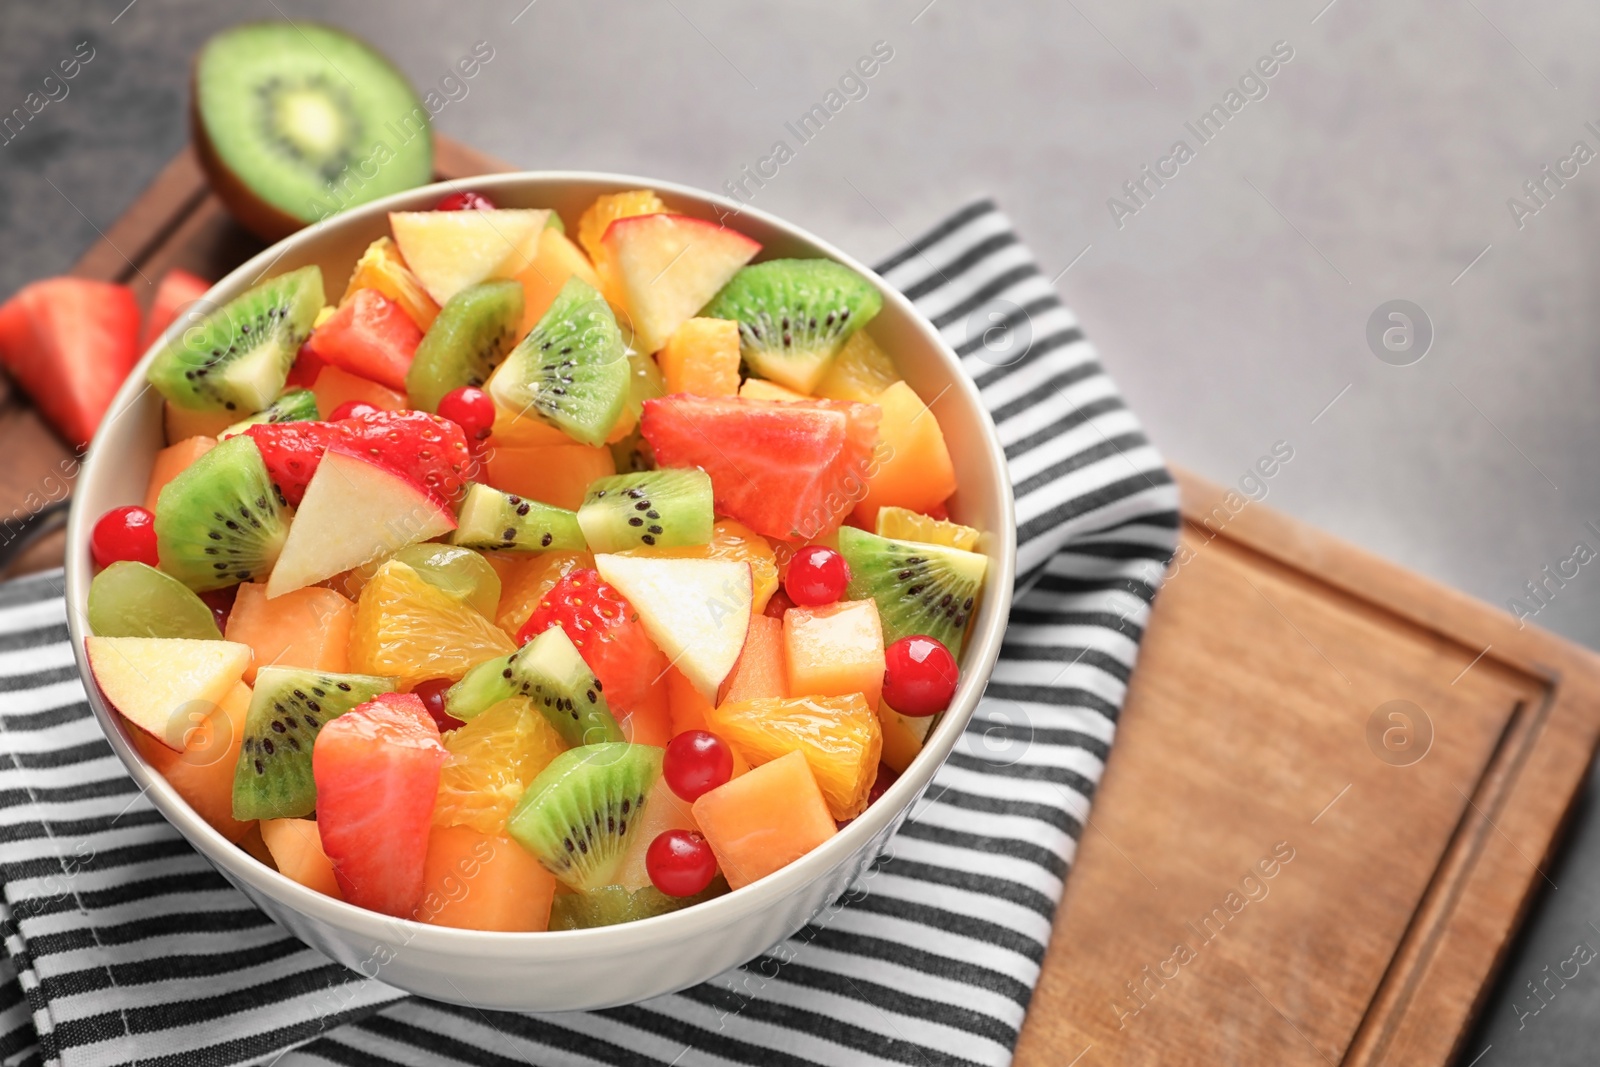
[144,436,216,512]
[667,664,714,735]
[310,364,406,418]
[514,227,603,334]
[659,318,740,397]
[484,443,616,510]
[693,750,837,890]
[784,599,885,709]
[224,582,354,683]
[720,613,786,705]
[260,817,342,898]
[416,825,556,932]
[851,381,957,526]
[129,680,254,842]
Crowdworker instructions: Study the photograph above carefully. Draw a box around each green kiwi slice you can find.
[406,280,525,412]
[549,876,730,930]
[445,626,624,745]
[838,526,988,658]
[219,387,319,438]
[193,22,432,239]
[231,667,395,820]
[576,469,713,553]
[147,265,324,415]
[448,483,586,554]
[486,277,629,447]
[87,561,222,640]
[507,742,662,891]
[153,434,292,592]
[703,259,883,393]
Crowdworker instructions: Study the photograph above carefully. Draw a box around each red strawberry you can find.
[518,568,668,717]
[245,421,341,507]
[247,409,472,507]
[312,692,445,917]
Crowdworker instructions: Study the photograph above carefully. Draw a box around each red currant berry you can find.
[91,505,158,569]
[663,730,734,802]
[411,678,466,732]
[784,545,850,606]
[437,386,496,442]
[435,189,497,211]
[882,635,959,717]
[328,400,380,422]
[646,829,717,897]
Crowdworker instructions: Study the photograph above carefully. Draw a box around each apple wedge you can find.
[389,208,551,305]
[594,554,751,701]
[87,636,252,751]
[601,214,760,354]
[266,446,456,597]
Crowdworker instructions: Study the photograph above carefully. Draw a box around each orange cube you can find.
[416,825,555,931]
[720,614,786,705]
[145,435,216,511]
[223,582,355,683]
[310,365,406,418]
[130,681,253,843]
[784,599,885,710]
[483,443,615,510]
[659,318,740,397]
[852,381,957,526]
[260,818,343,898]
[515,228,603,333]
[693,750,837,890]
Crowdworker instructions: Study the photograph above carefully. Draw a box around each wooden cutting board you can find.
[21,138,1599,1065]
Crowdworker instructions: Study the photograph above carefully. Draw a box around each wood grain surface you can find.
[24,137,1600,1065]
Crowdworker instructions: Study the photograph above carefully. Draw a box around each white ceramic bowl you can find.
[64,173,1016,1011]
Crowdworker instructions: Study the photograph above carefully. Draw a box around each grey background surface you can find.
[2,0,1597,1061]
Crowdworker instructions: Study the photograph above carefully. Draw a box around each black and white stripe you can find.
[0,202,1178,1067]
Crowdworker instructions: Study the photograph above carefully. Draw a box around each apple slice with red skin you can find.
[601,214,760,354]
[85,636,253,751]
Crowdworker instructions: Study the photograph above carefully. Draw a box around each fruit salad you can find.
[83,188,989,932]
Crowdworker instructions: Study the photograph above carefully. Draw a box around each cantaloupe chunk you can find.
[667,665,714,735]
[615,777,700,890]
[784,600,885,710]
[310,364,406,418]
[224,582,354,683]
[877,703,935,775]
[237,822,276,868]
[659,318,740,397]
[720,614,786,705]
[484,443,615,510]
[491,402,576,447]
[144,436,216,511]
[164,401,235,444]
[738,378,809,403]
[416,825,555,931]
[693,750,837,890]
[515,227,603,334]
[620,688,672,747]
[130,680,254,843]
[851,381,957,526]
[260,817,342,898]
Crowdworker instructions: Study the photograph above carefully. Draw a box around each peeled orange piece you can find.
[705,693,882,821]
[348,559,514,687]
[875,505,980,552]
[433,697,567,834]
[619,519,779,614]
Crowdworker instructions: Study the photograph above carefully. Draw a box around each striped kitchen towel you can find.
[0,201,1178,1067]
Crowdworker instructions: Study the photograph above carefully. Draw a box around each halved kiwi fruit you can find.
[486,277,630,447]
[507,742,662,891]
[576,469,713,553]
[449,483,586,554]
[232,667,394,820]
[192,22,432,242]
[154,434,292,592]
[838,526,987,657]
[147,265,324,416]
[550,876,730,930]
[406,280,525,412]
[703,259,883,393]
[446,626,624,746]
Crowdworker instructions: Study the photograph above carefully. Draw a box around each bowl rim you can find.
[64,169,1017,958]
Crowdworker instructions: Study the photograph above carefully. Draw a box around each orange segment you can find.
[342,236,440,331]
[310,365,407,418]
[720,613,786,705]
[416,825,555,931]
[704,694,881,821]
[130,680,254,843]
[223,582,354,683]
[620,519,778,614]
[659,318,740,397]
[348,559,515,687]
[814,330,899,403]
[483,443,615,510]
[692,750,837,890]
[875,505,980,552]
[852,381,957,526]
[494,550,594,636]
[434,697,567,834]
[515,227,603,333]
[783,599,885,710]
[259,817,342,898]
[145,436,215,511]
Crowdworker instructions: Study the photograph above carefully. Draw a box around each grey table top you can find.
[2,1,1596,1061]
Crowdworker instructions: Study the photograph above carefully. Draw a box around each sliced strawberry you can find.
[246,409,472,507]
[306,288,422,392]
[139,268,211,351]
[518,568,668,718]
[312,692,445,917]
[245,420,341,507]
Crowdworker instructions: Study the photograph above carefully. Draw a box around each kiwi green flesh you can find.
[703,259,883,393]
[220,387,318,437]
[154,435,291,593]
[87,562,222,640]
[577,469,713,553]
[195,22,432,225]
[449,483,585,554]
[507,742,662,891]
[406,280,525,412]
[147,265,324,415]
[445,627,623,746]
[487,277,629,447]
[550,876,731,930]
[232,667,395,821]
[839,527,987,658]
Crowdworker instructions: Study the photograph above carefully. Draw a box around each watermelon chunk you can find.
[140,268,212,351]
[0,278,141,447]
[312,692,446,917]
[640,394,880,541]
[306,288,422,392]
